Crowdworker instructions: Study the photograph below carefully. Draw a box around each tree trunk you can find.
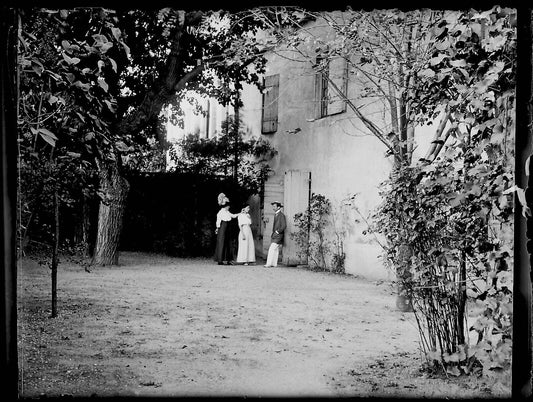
[399,97,409,162]
[82,195,92,257]
[93,160,130,266]
[407,123,414,159]
[395,242,414,312]
[73,193,92,257]
[51,189,59,318]
[90,13,206,266]
[457,250,467,345]
[387,81,399,134]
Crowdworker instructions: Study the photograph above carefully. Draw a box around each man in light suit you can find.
[264,201,286,267]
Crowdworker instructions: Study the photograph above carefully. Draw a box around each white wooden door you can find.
[262,178,284,257]
[283,170,311,266]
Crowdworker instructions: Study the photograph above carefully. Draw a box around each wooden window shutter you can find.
[314,70,322,119]
[314,57,328,119]
[327,57,348,115]
[261,74,279,134]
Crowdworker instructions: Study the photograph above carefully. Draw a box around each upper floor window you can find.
[314,56,348,118]
[261,74,279,134]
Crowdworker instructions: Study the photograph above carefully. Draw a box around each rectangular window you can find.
[315,57,348,118]
[261,74,279,134]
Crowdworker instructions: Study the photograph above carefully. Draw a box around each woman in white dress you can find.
[236,205,256,265]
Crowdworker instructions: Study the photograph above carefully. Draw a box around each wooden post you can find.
[233,92,240,184]
[513,7,532,399]
[1,6,19,400]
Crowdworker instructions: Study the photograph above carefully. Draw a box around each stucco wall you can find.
[235,30,396,280]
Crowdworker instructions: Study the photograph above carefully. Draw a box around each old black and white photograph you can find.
[2,1,530,399]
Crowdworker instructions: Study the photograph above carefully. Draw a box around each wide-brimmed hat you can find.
[271,201,283,208]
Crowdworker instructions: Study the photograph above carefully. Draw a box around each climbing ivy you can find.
[292,193,346,274]
[370,5,515,388]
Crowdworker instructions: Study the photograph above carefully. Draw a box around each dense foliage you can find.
[17,9,123,256]
[168,116,277,195]
[372,158,513,376]
[292,193,346,274]
[120,172,246,257]
[370,6,515,385]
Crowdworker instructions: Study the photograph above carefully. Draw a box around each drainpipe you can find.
[233,90,240,185]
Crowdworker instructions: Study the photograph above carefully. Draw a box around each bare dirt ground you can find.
[17,251,509,398]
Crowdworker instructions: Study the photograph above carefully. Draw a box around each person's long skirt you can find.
[214,220,233,263]
[236,224,256,263]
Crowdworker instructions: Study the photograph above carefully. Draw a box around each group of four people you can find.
[214,193,286,267]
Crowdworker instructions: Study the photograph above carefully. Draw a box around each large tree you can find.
[18,7,302,265]
[87,8,309,265]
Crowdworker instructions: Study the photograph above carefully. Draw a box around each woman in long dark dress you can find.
[214,202,237,265]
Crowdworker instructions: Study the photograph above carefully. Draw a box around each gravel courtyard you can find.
[17,251,501,398]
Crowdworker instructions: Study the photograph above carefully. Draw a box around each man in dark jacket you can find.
[264,201,286,267]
